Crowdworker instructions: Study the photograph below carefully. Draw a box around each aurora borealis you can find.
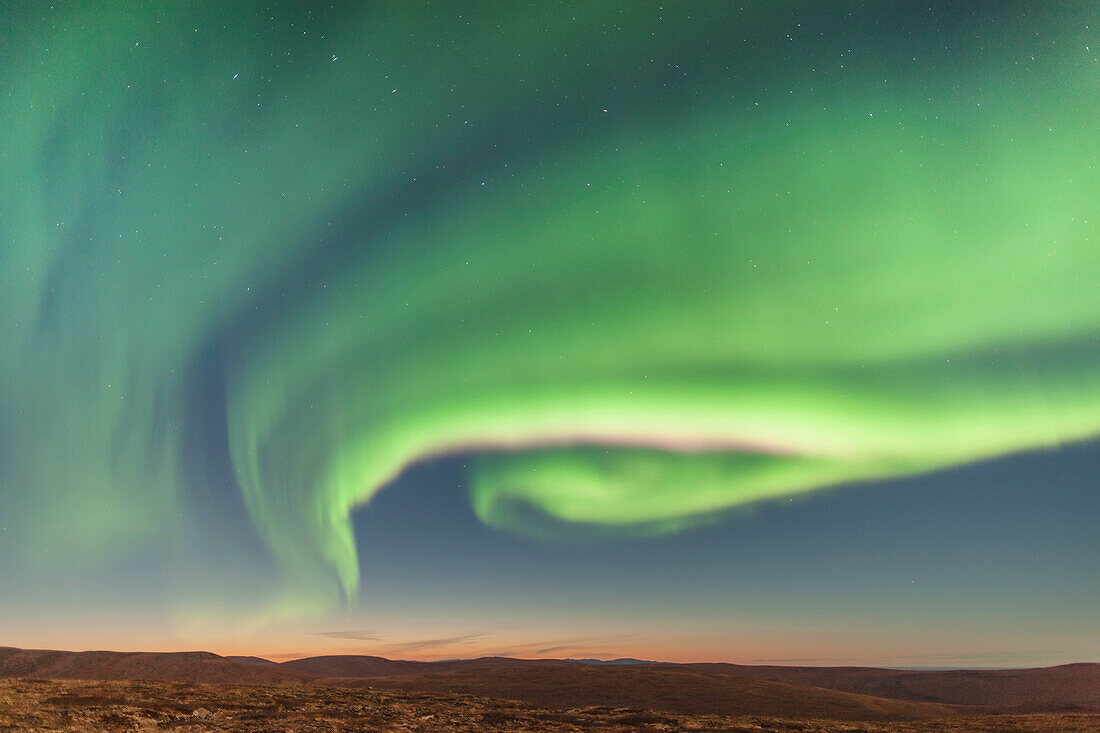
[1,2,1098,664]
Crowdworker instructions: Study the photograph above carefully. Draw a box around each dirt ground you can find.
[1,679,1097,732]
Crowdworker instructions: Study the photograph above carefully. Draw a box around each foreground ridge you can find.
[3,679,1099,733]
[1,646,1097,724]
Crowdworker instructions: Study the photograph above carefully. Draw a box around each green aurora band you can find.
[1,2,1098,619]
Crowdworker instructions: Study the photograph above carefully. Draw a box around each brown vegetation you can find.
[680,662,1100,712]
[2,679,1098,732]
[351,664,964,720]
[2,647,1098,731]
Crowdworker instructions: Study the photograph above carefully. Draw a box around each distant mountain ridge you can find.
[0,647,308,685]
[1,646,1097,719]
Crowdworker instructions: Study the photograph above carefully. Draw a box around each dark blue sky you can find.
[341,439,1099,664]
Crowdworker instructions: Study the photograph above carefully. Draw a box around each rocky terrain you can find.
[2,678,1098,732]
[1,647,1098,731]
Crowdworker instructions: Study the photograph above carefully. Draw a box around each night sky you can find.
[1,2,1097,665]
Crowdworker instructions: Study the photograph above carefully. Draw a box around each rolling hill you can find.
[2,646,1096,720]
